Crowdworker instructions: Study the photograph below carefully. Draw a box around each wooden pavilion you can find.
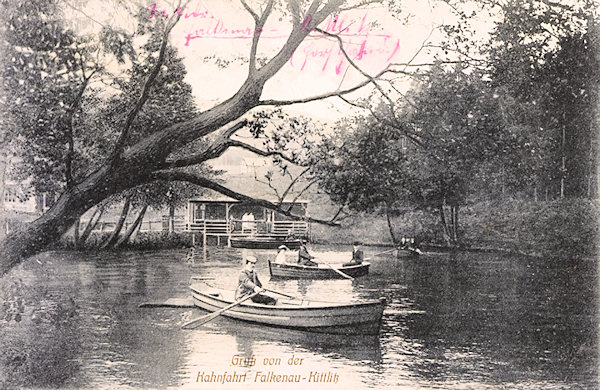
[185,196,310,247]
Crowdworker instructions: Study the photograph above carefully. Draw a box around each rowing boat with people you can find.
[188,284,386,335]
[268,260,370,279]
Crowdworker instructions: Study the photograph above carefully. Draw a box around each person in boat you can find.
[298,239,318,266]
[235,256,277,305]
[275,245,288,264]
[408,237,423,255]
[343,241,364,267]
[400,237,408,250]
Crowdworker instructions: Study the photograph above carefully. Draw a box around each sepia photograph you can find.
[0,0,598,389]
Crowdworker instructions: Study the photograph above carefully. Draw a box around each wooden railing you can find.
[186,219,309,237]
[188,220,229,234]
[82,217,186,233]
[81,216,309,236]
[272,221,308,236]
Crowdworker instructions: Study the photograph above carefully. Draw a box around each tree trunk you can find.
[0,4,342,276]
[0,153,7,241]
[73,218,80,247]
[168,204,175,233]
[102,195,132,249]
[77,205,105,249]
[451,205,459,243]
[384,202,398,246]
[131,212,144,240]
[438,204,452,246]
[115,204,147,248]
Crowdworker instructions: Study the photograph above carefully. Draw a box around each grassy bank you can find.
[53,199,598,260]
[313,198,599,259]
[459,198,599,259]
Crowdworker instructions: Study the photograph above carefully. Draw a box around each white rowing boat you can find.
[190,285,386,335]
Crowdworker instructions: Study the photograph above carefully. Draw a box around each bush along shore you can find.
[54,232,195,251]
[314,198,599,260]
[457,198,599,260]
[52,199,598,261]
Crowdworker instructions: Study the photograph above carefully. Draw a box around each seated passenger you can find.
[297,239,318,267]
[343,241,364,267]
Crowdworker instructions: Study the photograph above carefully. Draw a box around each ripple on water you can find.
[0,247,597,389]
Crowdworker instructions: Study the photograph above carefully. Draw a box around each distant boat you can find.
[268,260,370,279]
[190,284,386,335]
[230,237,302,249]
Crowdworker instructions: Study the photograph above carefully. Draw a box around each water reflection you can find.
[373,253,599,387]
[214,317,383,364]
[295,278,312,296]
[0,247,597,389]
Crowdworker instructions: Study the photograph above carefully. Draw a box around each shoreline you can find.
[51,231,591,261]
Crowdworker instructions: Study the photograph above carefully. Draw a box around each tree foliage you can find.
[0,0,367,274]
[0,0,597,270]
[484,0,599,197]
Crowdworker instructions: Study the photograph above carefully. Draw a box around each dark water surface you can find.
[0,246,597,389]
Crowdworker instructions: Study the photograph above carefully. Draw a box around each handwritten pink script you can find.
[145,4,400,74]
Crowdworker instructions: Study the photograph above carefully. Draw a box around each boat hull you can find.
[268,260,370,279]
[230,238,302,249]
[190,286,386,335]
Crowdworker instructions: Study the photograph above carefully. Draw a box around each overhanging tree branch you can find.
[315,27,396,111]
[241,0,274,74]
[121,0,345,165]
[285,177,318,212]
[227,139,298,163]
[150,170,340,226]
[256,0,344,83]
[279,166,311,205]
[161,120,299,169]
[161,121,248,168]
[258,67,390,106]
[253,170,283,202]
[110,0,187,162]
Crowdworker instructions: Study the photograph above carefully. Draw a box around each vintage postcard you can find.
[0,0,598,389]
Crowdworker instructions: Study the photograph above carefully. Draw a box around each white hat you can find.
[245,256,258,263]
[278,245,289,250]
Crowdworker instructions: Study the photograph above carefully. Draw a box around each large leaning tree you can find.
[0,0,419,275]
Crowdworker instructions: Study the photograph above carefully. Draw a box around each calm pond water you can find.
[0,245,597,389]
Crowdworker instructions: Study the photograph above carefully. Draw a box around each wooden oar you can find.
[181,291,260,330]
[360,248,398,261]
[315,259,354,280]
[263,288,299,300]
[367,248,397,258]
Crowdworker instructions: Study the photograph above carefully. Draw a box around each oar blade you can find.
[181,312,219,329]
[317,260,354,280]
[333,268,354,280]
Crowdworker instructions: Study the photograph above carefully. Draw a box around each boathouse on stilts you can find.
[185,197,310,248]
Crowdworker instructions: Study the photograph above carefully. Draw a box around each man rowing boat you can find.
[297,239,318,267]
[235,256,277,305]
